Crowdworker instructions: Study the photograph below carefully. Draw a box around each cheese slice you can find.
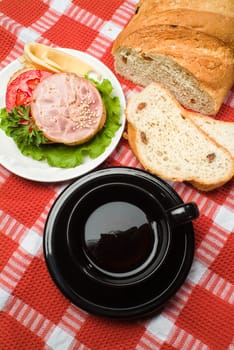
[23,43,99,77]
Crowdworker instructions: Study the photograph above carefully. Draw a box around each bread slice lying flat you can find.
[126,83,234,191]
[188,113,234,158]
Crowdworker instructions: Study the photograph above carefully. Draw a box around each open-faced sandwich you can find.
[0,43,123,168]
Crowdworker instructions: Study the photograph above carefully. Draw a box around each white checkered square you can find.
[215,206,234,232]
[100,21,123,40]
[20,229,42,256]
[50,0,71,13]
[0,287,11,311]
[18,28,41,43]
[188,259,207,285]
[46,326,74,350]
[146,314,174,341]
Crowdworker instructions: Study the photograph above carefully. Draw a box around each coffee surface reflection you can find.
[83,201,159,275]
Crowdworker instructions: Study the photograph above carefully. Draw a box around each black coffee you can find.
[83,201,158,274]
[67,183,166,278]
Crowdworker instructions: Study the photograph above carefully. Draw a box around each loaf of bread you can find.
[112,0,234,115]
[125,83,234,191]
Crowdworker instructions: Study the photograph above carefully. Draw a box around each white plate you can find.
[0,49,126,182]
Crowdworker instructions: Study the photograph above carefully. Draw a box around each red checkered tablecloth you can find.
[0,1,234,349]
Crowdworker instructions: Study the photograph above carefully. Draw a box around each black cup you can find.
[44,167,199,319]
[66,181,198,287]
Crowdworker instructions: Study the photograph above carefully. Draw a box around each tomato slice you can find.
[6,69,52,112]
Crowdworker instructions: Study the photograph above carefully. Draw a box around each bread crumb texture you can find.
[126,83,234,189]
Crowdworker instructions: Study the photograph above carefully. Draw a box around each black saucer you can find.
[43,167,195,319]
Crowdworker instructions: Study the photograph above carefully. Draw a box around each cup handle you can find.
[166,202,199,228]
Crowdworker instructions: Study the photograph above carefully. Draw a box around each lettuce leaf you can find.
[0,78,122,168]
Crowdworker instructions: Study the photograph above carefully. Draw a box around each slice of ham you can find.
[31,72,106,145]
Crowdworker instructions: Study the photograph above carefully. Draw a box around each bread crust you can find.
[137,0,234,18]
[7,67,36,85]
[128,8,234,50]
[188,180,233,192]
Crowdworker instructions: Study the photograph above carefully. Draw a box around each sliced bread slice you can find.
[126,83,234,191]
[188,113,234,159]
